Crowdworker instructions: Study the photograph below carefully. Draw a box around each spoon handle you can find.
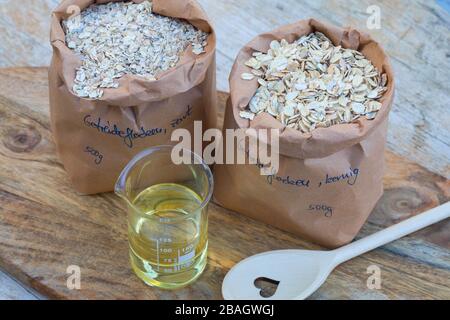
[332,201,450,265]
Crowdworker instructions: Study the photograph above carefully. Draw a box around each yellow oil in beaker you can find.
[128,183,208,289]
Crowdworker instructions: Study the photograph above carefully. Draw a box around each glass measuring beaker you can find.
[115,145,213,289]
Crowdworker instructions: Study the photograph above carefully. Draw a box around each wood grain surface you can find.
[0,67,449,300]
[0,0,449,180]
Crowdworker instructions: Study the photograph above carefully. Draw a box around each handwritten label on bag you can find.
[266,174,310,188]
[83,115,166,148]
[256,163,310,187]
[308,204,333,217]
[170,105,193,128]
[257,163,360,188]
[82,105,194,148]
[319,167,360,187]
[85,146,103,165]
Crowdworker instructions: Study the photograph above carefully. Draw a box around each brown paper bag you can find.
[213,19,395,248]
[49,0,217,194]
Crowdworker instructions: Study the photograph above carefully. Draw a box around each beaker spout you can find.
[114,185,126,199]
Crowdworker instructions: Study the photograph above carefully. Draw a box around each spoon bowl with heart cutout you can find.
[222,202,450,300]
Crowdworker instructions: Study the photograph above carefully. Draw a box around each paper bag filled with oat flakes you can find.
[213,19,395,248]
[49,0,217,194]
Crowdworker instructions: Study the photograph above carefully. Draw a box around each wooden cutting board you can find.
[0,67,449,300]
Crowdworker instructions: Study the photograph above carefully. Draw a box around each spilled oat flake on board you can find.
[214,19,395,248]
[239,32,387,133]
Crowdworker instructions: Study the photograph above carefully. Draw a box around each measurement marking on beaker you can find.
[157,240,160,271]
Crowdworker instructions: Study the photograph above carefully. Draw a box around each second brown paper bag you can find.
[214,19,395,248]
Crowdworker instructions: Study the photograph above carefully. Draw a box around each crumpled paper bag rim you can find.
[229,18,395,159]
